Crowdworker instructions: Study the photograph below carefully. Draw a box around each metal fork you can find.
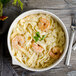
[65,13,76,66]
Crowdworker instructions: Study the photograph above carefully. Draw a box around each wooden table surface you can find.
[1,0,76,76]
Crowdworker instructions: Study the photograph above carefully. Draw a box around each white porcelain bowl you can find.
[7,10,69,71]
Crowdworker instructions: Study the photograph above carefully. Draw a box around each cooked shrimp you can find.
[32,42,44,53]
[12,35,24,49]
[38,18,50,31]
[49,46,61,59]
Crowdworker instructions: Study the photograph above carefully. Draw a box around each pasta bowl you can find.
[7,10,69,71]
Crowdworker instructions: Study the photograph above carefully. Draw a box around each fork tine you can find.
[71,16,74,25]
[73,17,75,24]
[71,13,74,24]
[71,13,76,30]
[71,14,75,25]
[71,17,73,25]
[74,16,76,24]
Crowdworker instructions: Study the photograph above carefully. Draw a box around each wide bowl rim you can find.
[7,9,69,71]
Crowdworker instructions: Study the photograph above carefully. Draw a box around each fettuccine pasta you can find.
[10,13,65,68]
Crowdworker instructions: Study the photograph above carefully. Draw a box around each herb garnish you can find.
[33,32,40,42]
[33,32,46,42]
[33,36,39,42]
[41,35,46,40]
[36,32,40,37]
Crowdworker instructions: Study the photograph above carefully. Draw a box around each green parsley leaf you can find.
[12,0,23,10]
[33,36,39,42]
[17,0,23,10]
[41,35,46,40]
[0,2,3,16]
[12,0,17,5]
[36,32,40,38]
